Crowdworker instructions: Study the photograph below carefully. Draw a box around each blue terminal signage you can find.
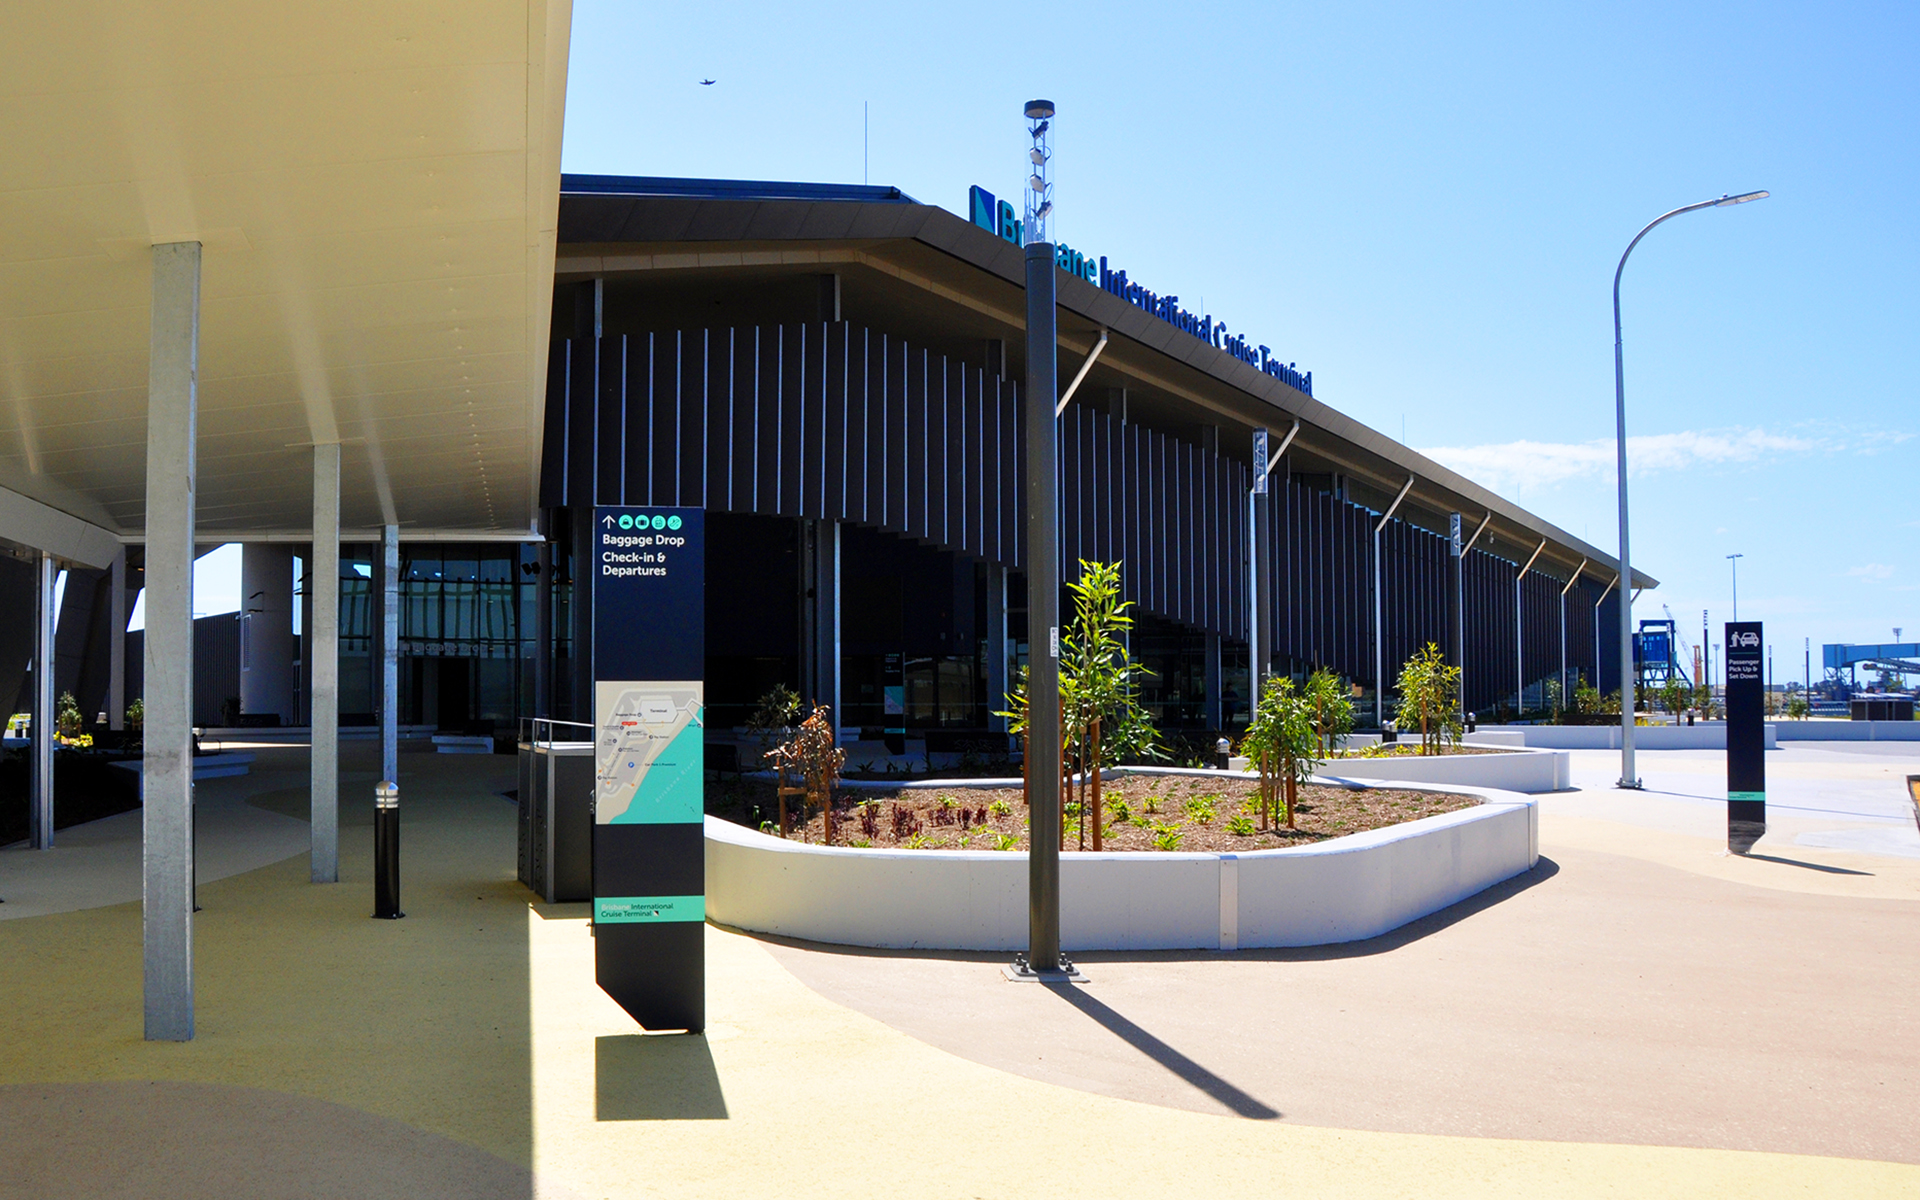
[968,184,1314,397]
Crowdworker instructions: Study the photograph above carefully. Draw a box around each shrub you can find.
[1394,643,1462,756]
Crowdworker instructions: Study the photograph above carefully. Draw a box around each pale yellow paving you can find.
[531,917,1919,1200]
[4,746,1916,1197]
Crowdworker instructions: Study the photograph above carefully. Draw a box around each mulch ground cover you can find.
[705,772,1476,853]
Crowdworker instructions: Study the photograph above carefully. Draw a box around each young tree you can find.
[1241,676,1320,828]
[999,560,1159,850]
[1299,667,1354,759]
[1395,643,1463,756]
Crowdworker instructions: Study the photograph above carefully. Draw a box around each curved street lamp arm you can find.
[1612,200,1721,342]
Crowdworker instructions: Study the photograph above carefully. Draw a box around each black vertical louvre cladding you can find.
[543,322,1583,687]
[543,324,1256,639]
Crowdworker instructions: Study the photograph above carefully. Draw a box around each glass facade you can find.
[326,543,540,731]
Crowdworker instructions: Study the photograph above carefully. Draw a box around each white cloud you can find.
[1419,425,1882,495]
[1848,563,1896,581]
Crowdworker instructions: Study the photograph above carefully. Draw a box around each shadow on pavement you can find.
[595,1033,729,1120]
[1740,852,1873,876]
[1042,982,1281,1119]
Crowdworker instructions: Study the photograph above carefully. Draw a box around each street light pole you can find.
[1613,190,1768,789]
[1727,553,1743,621]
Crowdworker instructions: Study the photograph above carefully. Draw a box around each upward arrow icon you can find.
[602,515,616,527]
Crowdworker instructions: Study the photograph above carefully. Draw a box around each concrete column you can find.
[797,521,814,702]
[533,512,552,720]
[985,562,1009,735]
[311,446,340,883]
[822,520,840,736]
[143,240,200,1042]
[1515,576,1524,714]
[30,551,56,849]
[800,517,840,735]
[240,543,295,724]
[296,547,311,726]
[1447,513,1464,719]
[1372,528,1384,727]
[379,523,399,785]
[109,548,126,731]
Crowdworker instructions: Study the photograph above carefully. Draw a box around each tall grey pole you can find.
[143,240,201,1041]
[380,523,400,786]
[1372,528,1384,726]
[109,548,127,732]
[1613,191,1767,788]
[30,550,56,849]
[311,444,341,882]
[1023,238,1062,974]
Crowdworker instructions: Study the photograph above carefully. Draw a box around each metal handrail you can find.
[520,716,595,750]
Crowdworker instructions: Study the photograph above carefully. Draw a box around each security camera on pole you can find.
[1009,98,1077,983]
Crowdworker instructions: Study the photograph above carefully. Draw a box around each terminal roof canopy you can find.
[553,175,1653,590]
[0,1,570,542]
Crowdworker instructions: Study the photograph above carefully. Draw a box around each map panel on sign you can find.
[595,681,704,825]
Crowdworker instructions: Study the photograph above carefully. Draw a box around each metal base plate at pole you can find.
[1003,954,1088,985]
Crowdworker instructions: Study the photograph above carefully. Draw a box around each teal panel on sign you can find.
[1728,791,1766,803]
[596,896,706,924]
[611,718,705,824]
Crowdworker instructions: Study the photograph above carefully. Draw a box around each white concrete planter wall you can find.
[705,787,1538,952]
[1315,746,1569,792]
[1475,724,1778,751]
[1772,721,1920,742]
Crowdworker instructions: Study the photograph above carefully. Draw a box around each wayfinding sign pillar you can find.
[592,507,705,1032]
[1725,620,1766,855]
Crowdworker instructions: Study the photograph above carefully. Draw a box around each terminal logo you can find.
[967,183,1312,397]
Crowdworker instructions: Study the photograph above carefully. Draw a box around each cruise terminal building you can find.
[6,175,1646,758]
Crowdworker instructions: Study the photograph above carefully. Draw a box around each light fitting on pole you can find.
[1024,99,1054,244]
[1713,191,1769,206]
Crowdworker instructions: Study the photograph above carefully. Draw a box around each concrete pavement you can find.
[1,740,1915,1197]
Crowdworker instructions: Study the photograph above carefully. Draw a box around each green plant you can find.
[1143,795,1160,814]
[993,832,1019,852]
[1184,796,1216,824]
[937,795,956,809]
[998,560,1163,851]
[1241,674,1320,828]
[849,836,874,848]
[1226,814,1256,836]
[126,698,144,730]
[55,691,83,738]
[1107,798,1131,824]
[1394,643,1463,756]
[1786,695,1810,720]
[1151,825,1184,851]
[1302,668,1354,758]
[988,799,1013,819]
[904,831,936,850]
[1128,812,1152,829]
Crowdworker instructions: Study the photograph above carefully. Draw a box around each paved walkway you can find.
[1,742,1915,1197]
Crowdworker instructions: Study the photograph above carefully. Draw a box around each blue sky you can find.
[187,1,1919,688]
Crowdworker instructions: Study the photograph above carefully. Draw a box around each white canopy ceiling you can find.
[0,0,571,543]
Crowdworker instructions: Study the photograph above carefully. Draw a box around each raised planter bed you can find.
[705,779,1538,952]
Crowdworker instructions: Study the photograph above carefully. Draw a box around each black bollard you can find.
[1214,737,1232,771]
[374,780,404,919]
